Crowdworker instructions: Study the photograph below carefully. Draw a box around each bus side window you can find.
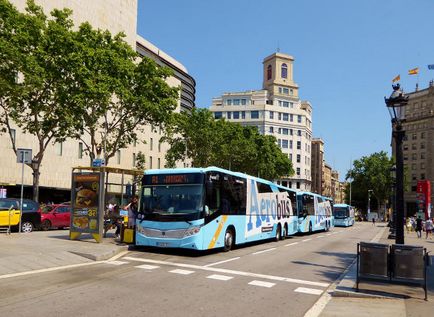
[220,175,246,215]
[205,176,220,214]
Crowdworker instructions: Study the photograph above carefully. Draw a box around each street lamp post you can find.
[388,165,397,239]
[385,84,408,245]
[368,189,373,218]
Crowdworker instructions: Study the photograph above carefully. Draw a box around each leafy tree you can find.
[68,23,179,165]
[0,0,82,201]
[345,151,394,217]
[164,108,294,180]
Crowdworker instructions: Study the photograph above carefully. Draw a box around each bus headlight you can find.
[184,226,201,237]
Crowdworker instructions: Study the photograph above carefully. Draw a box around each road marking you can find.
[207,274,233,281]
[316,236,324,238]
[135,264,160,270]
[0,261,103,280]
[252,247,276,255]
[302,238,312,242]
[249,280,275,288]
[204,257,240,267]
[124,256,329,288]
[326,233,332,236]
[371,226,387,243]
[105,260,128,266]
[170,269,194,275]
[107,250,130,262]
[284,242,299,247]
[295,287,323,295]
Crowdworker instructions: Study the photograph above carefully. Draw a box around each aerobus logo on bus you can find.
[246,180,291,236]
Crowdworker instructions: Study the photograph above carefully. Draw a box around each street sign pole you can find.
[19,151,25,233]
[16,148,32,233]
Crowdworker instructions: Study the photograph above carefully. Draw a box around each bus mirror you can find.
[204,205,209,216]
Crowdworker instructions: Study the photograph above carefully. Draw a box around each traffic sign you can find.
[16,148,32,164]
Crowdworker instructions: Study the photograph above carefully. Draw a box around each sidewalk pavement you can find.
[0,229,128,276]
[320,223,434,317]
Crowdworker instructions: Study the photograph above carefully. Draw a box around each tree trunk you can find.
[32,167,40,203]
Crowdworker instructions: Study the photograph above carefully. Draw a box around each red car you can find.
[40,204,71,230]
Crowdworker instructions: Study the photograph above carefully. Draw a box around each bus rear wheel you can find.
[275,224,281,241]
[223,228,234,252]
[309,222,312,233]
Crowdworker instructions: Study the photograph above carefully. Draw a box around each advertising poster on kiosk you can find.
[70,172,104,242]
[416,180,431,220]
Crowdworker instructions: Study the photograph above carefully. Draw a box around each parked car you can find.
[0,198,40,233]
[39,204,71,230]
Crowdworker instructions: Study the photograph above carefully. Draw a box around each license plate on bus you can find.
[156,242,170,247]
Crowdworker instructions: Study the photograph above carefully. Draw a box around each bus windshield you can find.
[333,207,348,218]
[141,184,204,221]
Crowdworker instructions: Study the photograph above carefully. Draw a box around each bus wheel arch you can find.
[223,226,235,252]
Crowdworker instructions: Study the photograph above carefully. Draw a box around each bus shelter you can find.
[69,166,143,243]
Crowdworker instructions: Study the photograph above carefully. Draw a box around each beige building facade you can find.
[311,138,324,194]
[1,0,195,202]
[400,82,434,216]
[209,53,313,191]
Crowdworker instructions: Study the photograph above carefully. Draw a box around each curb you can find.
[69,245,129,261]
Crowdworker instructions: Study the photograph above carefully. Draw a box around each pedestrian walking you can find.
[425,218,433,239]
[416,216,423,238]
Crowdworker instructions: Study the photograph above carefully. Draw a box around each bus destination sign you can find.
[144,173,203,185]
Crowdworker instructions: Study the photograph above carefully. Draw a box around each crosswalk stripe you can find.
[206,274,233,281]
[169,269,195,275]
[105,261,128,266]
[248,280,275,288]
[294,287,323,295]
[135,264,160,270]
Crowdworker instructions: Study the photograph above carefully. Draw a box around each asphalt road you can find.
[0,222,384,317]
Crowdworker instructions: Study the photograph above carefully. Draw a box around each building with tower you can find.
[209,53,312,190]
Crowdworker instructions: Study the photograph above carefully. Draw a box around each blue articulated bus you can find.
[297,192,333,233]
[333,204,355,227]
[135,167,299,251]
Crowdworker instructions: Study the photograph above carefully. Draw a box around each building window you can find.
[296,182,300,189]
[297,129,302,136]
[269,126,274,133]
[227,99,232,106]
[267,65,272,80]
[158,141,161,152]
[241,111,246,119]
[227,111,232,119]
[282,140,289,148]
[281,63,288,78]
[412,143,417,150]
[277,139,281,147]
[283,88,289,94]
[78,142,83,159]
[269,111,274,119]
[282,128,288,135]
[297,115,302,123]
[421,173,425,180]
[158,158,161,169]
[412,174,417,180]
[56,142,63,156]
[290,140,293,149]
[251,111,259,119]
[233,111,240,119]
[297,141,301,150]
[420,143,425,149]
[233,99,240,106]
[412,133,417,140]
[420,132,425,139]
[421,162,425,169]
[290,89,294,95]
[116,150,121,164]
[290,114,293,122]
[412,153,417,160]
[282,113,289,121]
[289,154,292,161]
[290,129,293,135]
[133,153,136,167]
[421,153,425,159]
[278,113,282,120]
[297,154,301,163]
[214,112,222,119]
[280,101,289,107]
[296,168,300,175]
[149,156,153,169]
[241,99,247,105]
[150,138,153,151]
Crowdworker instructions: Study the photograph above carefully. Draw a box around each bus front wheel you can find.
[223,228,234,252]
[275,224,281,241]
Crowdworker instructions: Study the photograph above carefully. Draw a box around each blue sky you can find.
[137,0,434,180]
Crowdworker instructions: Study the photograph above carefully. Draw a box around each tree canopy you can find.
[0,0,179,201]
[345,151,394,215]
[164,108,294,180]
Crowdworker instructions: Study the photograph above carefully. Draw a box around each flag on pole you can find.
[408,67,419,75]
[392,74,400,83]
[428,64,434,70]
